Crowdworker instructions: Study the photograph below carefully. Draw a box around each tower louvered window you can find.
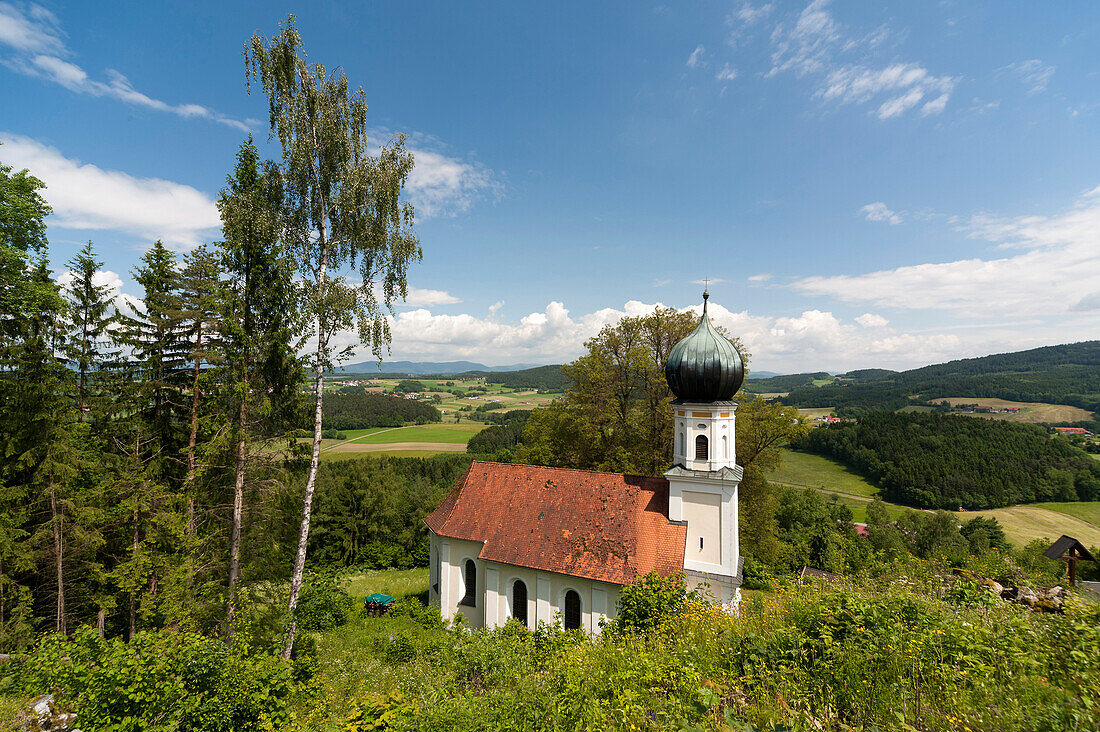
[695,434,709,460]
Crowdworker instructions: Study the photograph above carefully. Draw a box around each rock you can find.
[1017,587,1039,607]
[1000,585,1018,600]
[984,579,1004,596]
[21,694,79,732]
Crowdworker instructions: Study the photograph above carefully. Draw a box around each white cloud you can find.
[1001,59,1055,95]
[397,140,502,218]
[0,133,220,248]
[795,186,1100,317]
[402,287,462,306]
[687,45,706,69]
[855,313,888,328]
[716,63,738,82]
[748,273,772,282]
[55,267,142,313]
[488,300,504,316]
[373,298,984,373]
[766,1,955,118]
[0,1,62,54]
[0,2,248,130]
[690,277,726,285]
[731,2,773,26]
[860,201,903,224]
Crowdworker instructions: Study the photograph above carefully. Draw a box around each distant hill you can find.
[746,370,782,379]
[338,360,543,375]
[462,365,568,392]
[744,372,832,393]
[779,341,1100,418]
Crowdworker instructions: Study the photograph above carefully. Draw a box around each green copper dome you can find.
[664,293,744,402]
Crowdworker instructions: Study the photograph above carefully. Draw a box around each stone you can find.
[21,694,79,732]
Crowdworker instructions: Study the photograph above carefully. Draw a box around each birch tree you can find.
[245,15,420,658]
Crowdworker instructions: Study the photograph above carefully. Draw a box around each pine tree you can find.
[217,136,301,637]
[63,241,116,418]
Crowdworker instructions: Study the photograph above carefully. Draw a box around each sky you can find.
[1,1,1099,373]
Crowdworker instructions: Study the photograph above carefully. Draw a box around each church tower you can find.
[663,291,745,605]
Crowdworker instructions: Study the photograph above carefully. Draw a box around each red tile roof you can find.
[425,461,687,585]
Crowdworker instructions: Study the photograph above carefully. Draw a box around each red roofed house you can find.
[425,292,745,632]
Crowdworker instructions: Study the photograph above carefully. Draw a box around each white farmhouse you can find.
[426,292,745,631]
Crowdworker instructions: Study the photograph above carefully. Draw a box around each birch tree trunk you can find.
[283,233,328,660]
[49,488,65,634]
[226,398,247,639]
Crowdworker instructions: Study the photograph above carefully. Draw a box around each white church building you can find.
[426,292,746,632]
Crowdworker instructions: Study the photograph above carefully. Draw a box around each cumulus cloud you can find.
[0,133,221,248]
[1001,59,1055,95]
[687,45,706,69]
[403,145,502,218]
[402,287,462,306]
[369,298,989,373]
[855,313,888,328]
[860,201,903,224]
[765,0,955,119]
[55,267,142,313]
[0,2,248,130]
[795,185,1100,317]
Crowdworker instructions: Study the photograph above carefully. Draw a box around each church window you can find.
[695,435,709,460]
[512,580,528,627]
[564,590,582,630]
[460,559,477,606]
[722,434,728,459]
[700,537,704,550]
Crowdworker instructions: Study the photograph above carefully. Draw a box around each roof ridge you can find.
[469,459,666,483]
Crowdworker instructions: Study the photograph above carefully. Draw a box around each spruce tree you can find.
[115,242,188,484]
[217,136,301,637]
[63,241,116,418]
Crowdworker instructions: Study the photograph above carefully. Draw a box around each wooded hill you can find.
[317,392,441,430]
[792,412,1100,509]
[776,341,1100,417]
[455,364,569,392]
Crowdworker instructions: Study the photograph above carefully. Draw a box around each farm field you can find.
[305,423,487,459]
[767,448,878,498]
[1033,501,1100,528]
[796,407,835,420]
[961,506,1100,548]
[937,396,1093,424]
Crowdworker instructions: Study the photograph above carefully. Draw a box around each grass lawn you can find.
[766,448,879,499]
[342,568,428,601]
[1032,501,1100,528]
[323,449,462,460]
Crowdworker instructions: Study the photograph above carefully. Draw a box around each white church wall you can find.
[681,489,722,564]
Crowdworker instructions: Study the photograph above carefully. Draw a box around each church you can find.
[425,292,745,632]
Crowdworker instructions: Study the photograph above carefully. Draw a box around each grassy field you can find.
[797,407,835,420]
[937,396,1093,424]
[343,568,428,601]
[305,423,487,459]
[767,448,878,498]
[1032,501,1100,528]
[961,506,1100,548]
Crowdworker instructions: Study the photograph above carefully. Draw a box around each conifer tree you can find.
[246,16,420,657]
[217,136,301,637]
[116,242,188,484]
[63,241,116,418]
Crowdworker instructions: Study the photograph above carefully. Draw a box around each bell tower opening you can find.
[695,434,708,460]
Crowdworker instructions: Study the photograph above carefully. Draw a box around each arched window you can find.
[460,559,477,606]
[677,431,684,455]
[512,580,528,627]
[564,590,582,630]
[722,434,728,459]
[695,434,709,460]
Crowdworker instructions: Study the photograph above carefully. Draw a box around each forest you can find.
[780,341,1100,416]
[317,393,440,430]
[791,412,1100,509]
[462,364,569,392]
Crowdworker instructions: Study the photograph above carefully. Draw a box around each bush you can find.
[295,571,355,631]
[610,571,693,635]
[390,596,445,630]
[17,627,301,731]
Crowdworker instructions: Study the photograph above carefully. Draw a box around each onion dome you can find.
[665,292,744,402]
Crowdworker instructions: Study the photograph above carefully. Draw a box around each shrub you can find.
[295,570,355,631]
[610,571,693,635]
[17,627,301,731]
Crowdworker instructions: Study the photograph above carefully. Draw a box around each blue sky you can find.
[2,1,1098,372]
